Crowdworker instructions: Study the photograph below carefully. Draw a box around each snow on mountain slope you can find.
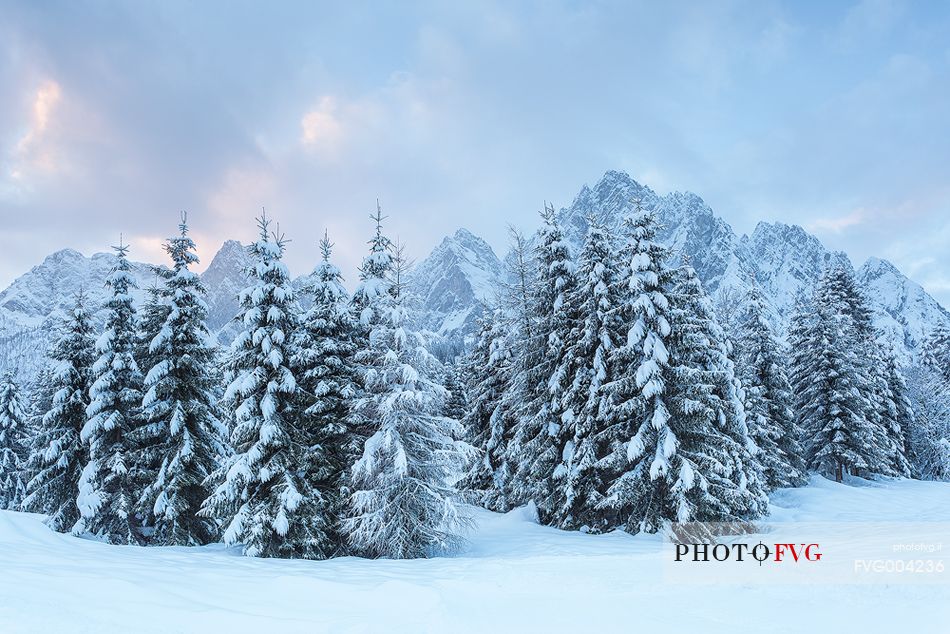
[741,221,852,326]
[550,171,950,354]
[858,256,950,357]
[199,240,253,345]
[2,170,948,385]
[0,248,161,385]
[0,241,250,383]
[408,228,503,337]
[1,477,947,633]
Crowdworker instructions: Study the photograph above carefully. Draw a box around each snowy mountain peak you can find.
[200,240,252,339]
[408,228,503,340]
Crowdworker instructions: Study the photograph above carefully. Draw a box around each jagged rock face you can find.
[545,170,950,356]
[555,172,751,298]
[858,257,950,358]
[408,228,503,337]
[0,248,156,329]
[199,240,252,343]
[742,222,850,324]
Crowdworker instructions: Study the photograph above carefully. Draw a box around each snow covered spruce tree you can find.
[734,283,805,489]
[796,265,908,481]
[795,276,876,482]
[0,372,28,509]
[598,205,767,533]
[21,292,95,529]
[202,214,333,558]
[459,310,514,510]
[344,240,469,559]
[442,363,468,423]
[507,204,578,520]
[138,214,228,546]
[665,262,768,523]
[923,323,950,383]
[597,206,679,532]
[548,214,619,531]
[478,226,537,510]
[288,230,359,556]
[351,201,395,332]
[903,364,950,481]
[76,241,145,543]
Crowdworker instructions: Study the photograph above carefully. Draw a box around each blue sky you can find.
[1,0,949,304]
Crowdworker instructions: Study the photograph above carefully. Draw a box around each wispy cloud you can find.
[807,209,866,233]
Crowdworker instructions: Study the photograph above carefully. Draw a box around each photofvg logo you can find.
[662,522,949,585]
[674,541,823,565]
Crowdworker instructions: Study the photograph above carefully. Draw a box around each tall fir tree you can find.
[344,242,469,558]
[549,214,619,531]
[202,214,322,558]
[139,214,229,546]
[76,240,145,543]
[458,310,513,511]
[923,323,950,383]
[598,206,678,532]
[288,230,359,557]
[0,372,28,509]
[798,275,876,482]
[22,292,95,530]
[734,283,806,489]
[800,265,906,479]
[351,201,395,331]
[507,204,578,520]
[664,262,768,524]
[883,346,914,474]
[903,364,950,481]
[598,207,768,533]
[442,363,468,423]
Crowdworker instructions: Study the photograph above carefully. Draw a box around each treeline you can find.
[0,209,469,558]
[459,203,950,532]
[0,202,948,559]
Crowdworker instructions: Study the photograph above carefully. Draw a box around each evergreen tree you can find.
[76,240,145,544]
[798,266,906,480]
[351,201,394,331]
[734,283,806,489]
[442,363,468,423]
[0,372,28,509]
[458,311,513,511]
[21,293,95,530]
[923,323,950,383]
[202,215,320,558]
[344,242,469,558]
[139,214,229,546]
[799,278,876,482]
[883,347,914,474]
[549,214,618,531]
[598,206,678,532]
[288,230,359,557]
[507,204,577,520]
[904,365,950,481]
[664,262,768,524]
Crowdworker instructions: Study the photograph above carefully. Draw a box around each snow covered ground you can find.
[1,476,948,633]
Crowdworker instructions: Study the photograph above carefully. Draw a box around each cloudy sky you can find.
[1,0,949,304]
